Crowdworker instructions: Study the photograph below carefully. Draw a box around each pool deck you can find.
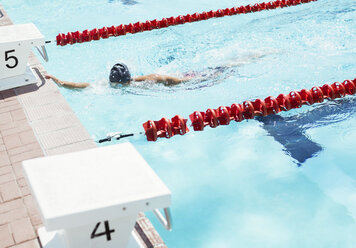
[0,5,166,248]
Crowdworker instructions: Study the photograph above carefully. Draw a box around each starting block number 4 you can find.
[23,143,171,248]
[63,216,137,248]
[91,221,115,241]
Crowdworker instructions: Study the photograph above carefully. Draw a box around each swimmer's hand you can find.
[44,74,90,89]
[45,74,64,85]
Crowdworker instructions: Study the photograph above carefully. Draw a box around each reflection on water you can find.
[257,97,356,165]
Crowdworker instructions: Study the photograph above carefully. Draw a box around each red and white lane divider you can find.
[56,0,317,46]
[141,78,356,141]
[98,78,356,143]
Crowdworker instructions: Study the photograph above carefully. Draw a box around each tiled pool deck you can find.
[0,5,166,248]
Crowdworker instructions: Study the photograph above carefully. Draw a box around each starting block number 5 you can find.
[5,50,19,69]
[0,43,31,80]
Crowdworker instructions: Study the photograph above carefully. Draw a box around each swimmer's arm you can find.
[133,74,191,86]
[44,74,90,89]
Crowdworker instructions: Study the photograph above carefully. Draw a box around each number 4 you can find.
[90,221,115,241]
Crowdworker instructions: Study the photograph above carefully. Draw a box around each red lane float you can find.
[56,0,317,46]
[143,115,189,142]
[143,78,356,141]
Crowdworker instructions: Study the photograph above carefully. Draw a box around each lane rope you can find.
[141,78,356,141]
[97,78,356,143]
[55,0,317,46]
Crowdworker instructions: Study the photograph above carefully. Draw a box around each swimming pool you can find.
[3,0,356,247]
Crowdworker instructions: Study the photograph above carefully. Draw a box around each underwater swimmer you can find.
[45,53,269,89]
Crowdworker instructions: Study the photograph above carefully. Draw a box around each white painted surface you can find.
[38,227,144,248]
[22,143,171,231]
[0,23,44,80]
[0,23,44,44]
[63,214,137,248]
[38,228,66,248]
[0,65,38,91]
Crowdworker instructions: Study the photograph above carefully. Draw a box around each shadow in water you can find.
[257,97,356,165]
[108,0,139,5]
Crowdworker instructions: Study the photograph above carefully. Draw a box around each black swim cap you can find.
[109,63,131,84]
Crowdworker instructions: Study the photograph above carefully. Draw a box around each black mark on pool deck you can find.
[0,10,4,18]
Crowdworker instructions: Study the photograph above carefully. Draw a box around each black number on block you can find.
[5,50,18,69]
[90,221,115,241]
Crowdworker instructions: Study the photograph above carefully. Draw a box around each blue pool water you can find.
[3,0,356,247]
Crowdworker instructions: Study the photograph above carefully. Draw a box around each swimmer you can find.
[44,63,190,89]
[45,52,269,89]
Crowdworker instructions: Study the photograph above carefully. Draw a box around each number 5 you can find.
[5,50,19,69]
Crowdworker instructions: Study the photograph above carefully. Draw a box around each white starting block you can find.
[22,143,172,248]
[0,23,48,91]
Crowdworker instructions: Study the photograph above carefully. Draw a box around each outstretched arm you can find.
[133,74,191,86]
[44,74,90,89]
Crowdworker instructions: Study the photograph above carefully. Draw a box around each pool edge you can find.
[0,4,167,248]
